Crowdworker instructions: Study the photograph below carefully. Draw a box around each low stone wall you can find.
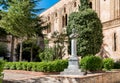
[3,71,120,83]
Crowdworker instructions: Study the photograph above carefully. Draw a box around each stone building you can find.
[40,0,120,60]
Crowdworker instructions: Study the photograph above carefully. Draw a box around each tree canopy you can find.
[0,0,45,61]
[0,10,7,37]
[0,0,44,38]
[67,0,103,57]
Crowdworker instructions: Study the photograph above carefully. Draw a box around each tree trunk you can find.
[30,47,33,62]
[19,41,22,61]
[37,36,45,50]
[10,36,15,61]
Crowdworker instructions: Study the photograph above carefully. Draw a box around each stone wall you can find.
[40,0,120,58]
[3,71,120,83]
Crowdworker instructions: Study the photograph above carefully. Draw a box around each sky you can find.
[38,0,59,13]
[0,0,59,14]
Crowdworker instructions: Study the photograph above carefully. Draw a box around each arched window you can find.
[65,14,67,26]
[47,23,51,33]
[89,2,92,9]
[74,2,77,7]
[114,33,117,51]
[55,12,57,17]
[48,16,50,21]
[64,7,66,13]
[62,16,64,27]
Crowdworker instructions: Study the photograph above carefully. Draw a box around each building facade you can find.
[40,0,120,59]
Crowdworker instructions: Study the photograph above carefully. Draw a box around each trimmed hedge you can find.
[4,57,116,72]
[0,60,5,73]
[4,60,68,72]
[0,60,5,80]
[103,58,114,70]
[80,55,103,71]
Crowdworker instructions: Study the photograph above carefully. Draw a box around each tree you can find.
[0,42,8,60]
[67,0,103,57]
[0,10,7,37]
[51,31,67,59]
[16,39,40,62]
[0,0,44,61]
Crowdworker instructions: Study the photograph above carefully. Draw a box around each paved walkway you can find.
[3,70,48,81]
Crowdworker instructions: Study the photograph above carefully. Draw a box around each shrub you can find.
[22,62,28,70]
[16,62,23,70]
[80,55,103,71]
[0,60,5,83]
[103,58,114,70]
[36,62,47,72]
[27,62,33,71]
[9,62,16,70]
[0,60,5,73]
[4,60,68,72]
[4,62,10,70]
[39,47,54,62]
[31,62,39,71]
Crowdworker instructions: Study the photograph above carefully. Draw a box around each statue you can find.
[60,28,84,75]
[69,28,79,39]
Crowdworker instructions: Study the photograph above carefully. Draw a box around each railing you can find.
[102,18,120,29]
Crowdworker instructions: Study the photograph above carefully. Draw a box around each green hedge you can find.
[4,57,116,72]
[0,60,5,82]
[103,58,114,70]
[4,60,68,72]
[80,55,103,71]
[0,60,5,73]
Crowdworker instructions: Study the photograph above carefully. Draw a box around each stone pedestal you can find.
[61,57,84,75]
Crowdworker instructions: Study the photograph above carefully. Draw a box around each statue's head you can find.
[72,28,76,34]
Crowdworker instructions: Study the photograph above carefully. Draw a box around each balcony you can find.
[102,18,120,29]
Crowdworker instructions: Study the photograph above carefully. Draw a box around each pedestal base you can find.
[60,68,84,75]
[60,56,84,75]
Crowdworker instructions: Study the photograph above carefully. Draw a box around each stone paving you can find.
[3,70,47,81]
[3,70,120,83]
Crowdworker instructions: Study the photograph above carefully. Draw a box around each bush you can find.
[9,62,16,70]
[22,62,28,70]
[4,62,11,70]
[39,47,54,62]
[103,58,114,70]
[80,55,103,71]
[27,62,33,71]
[51,60,68,72]
[0,60,5,73]
[16,62,23,70]
[0,60,5,83]
[4,60,68,72]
